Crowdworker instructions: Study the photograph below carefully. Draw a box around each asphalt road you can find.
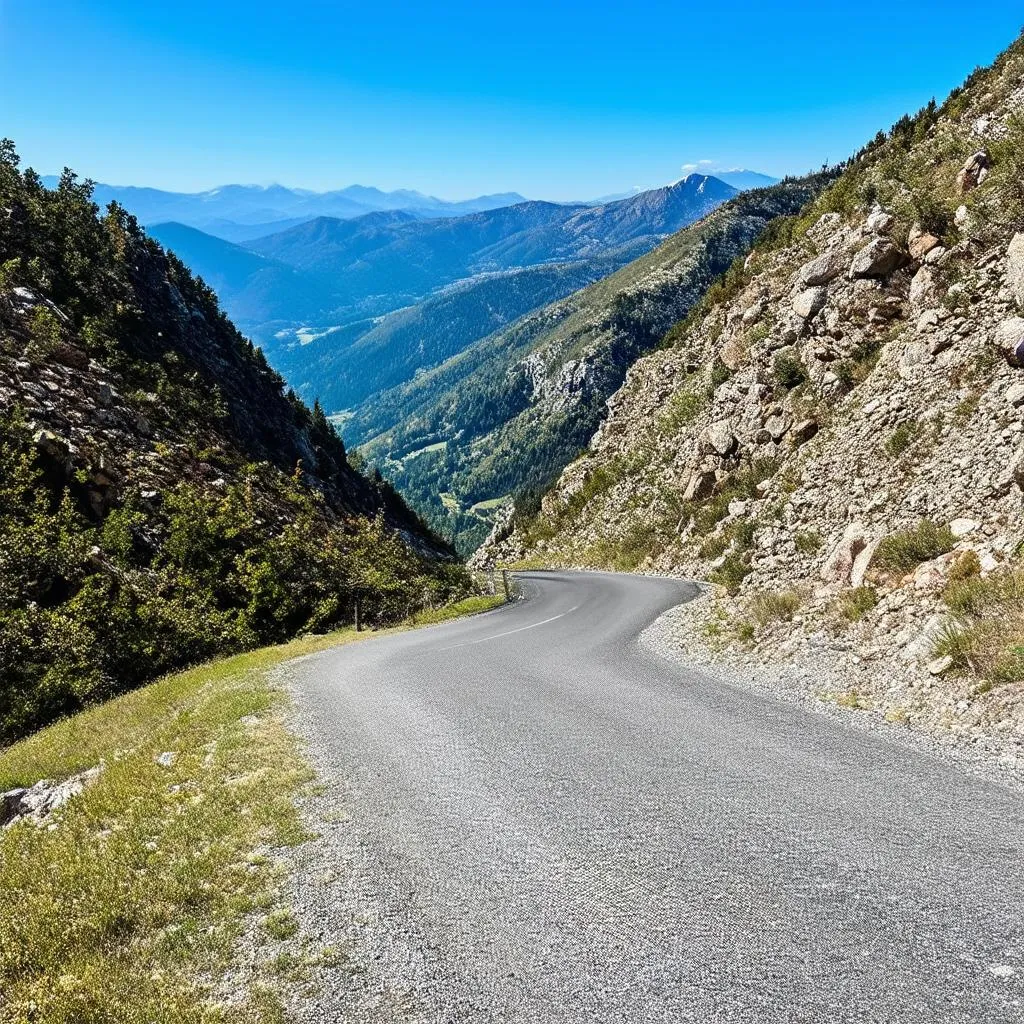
[286,570,1024,1023]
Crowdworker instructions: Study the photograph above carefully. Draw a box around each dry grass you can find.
[934,567,1024,683]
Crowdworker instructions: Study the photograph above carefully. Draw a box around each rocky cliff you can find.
[481,37,1024,770]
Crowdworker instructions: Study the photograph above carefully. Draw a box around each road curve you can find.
[285,570,1024,1023]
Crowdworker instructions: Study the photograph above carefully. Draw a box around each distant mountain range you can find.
[40,176,529,242]
[589,169,779,204]
[148,173,738,358]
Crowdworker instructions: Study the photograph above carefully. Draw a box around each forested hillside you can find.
[0,142,463,742]
[482,36,1024,748]
[355,175,835,552]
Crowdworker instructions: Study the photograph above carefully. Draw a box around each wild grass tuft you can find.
[873,520,954,573]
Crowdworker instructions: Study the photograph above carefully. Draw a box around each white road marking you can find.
[438,605,580,651]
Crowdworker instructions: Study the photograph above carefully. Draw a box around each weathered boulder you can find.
[850,538,880,589]
[705,422,737,457]
[792,286,828,320]
[865,208,895,235]
[1004,382,1024,408]
[909,266,939,311]
[821,522,869,587]
[791,418,819,445]
[994,316,1024,366]
[798,250,845,287]
[850,238,907,279]
[956,150,989,193]
[1006,233,1024,309]
[683,470,717,501]
[764,413,791,441]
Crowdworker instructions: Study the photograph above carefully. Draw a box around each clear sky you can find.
[2,1,1022,201]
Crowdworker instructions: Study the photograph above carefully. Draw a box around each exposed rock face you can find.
[956,150,990,192]
[1006,232,1024,308]
[481,38,1024,762]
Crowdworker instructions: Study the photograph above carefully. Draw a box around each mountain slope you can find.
[147,221,330,327]
[1,147,462,742]
[482,35,1024,749]
[350,174,832,552]
[274,259,616,413]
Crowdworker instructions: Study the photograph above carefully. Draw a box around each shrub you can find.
[794,530,822,554]
[749,589,803,631]
[837,586,878,622]
[933,567,1024,683]
[885,422,920,457]
[709,552,751,593]
[873,520,955,573]
[773,352,808,390]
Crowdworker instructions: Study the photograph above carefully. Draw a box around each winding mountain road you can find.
[286,571,1024,1023]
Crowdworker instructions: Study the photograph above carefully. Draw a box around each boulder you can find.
[850,538,881,589]
[927,654,954,676]
[1005,382,1024,408]
[949,518,979,538]
[994,316,1024,367]
[908,225,941,260]
[791,418,819,445]
[850,238,907,279]
[956,150,989,193]
[821,522,869,587]
[792,286,828,320]
[705,422,737,457]
[1006,233,1024,310]
[865,208,895,235]
[798,250,845,287]
[764,413,791,441]
[909,266,939,311]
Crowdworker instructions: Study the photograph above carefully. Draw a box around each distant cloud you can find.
[680,160,716,175]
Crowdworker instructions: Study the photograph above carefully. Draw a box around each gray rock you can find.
[909,266,939,311]
[865,208,895,235]
[706,422,737,457]
[791,418,819,445]
[1,789,27,826]
[994,316,1024,366]
[850,238,907,279]
[798,251,845,287]
[908,226,942,260]
[683,470,716,502]
[956,151,989,193]
[1004,383,1024,407]
[792,287,828,320]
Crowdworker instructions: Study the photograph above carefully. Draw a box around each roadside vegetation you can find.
[0,593,507,1024]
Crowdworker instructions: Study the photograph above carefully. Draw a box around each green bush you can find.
[873,520,955,573]
[794,530,822,554]
[934,566,1024,683]
[837,586,878,622]
[748,589,802,631]
[709,552,751,593]
[773,352,808,390]
[885,422,921,457]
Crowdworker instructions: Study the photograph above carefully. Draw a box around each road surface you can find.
[286,570,1024,1023]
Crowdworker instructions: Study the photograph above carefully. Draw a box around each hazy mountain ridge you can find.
[480,36,1024,753]
[41,176,530,239]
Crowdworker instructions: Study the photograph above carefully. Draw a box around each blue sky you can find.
[2,1,1022,200]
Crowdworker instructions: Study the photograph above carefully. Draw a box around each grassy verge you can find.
[0,593,507,1024]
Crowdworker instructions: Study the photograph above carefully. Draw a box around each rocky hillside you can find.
[0,143,462,743]
[482,37,1024,766]
[357,173,834,552]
